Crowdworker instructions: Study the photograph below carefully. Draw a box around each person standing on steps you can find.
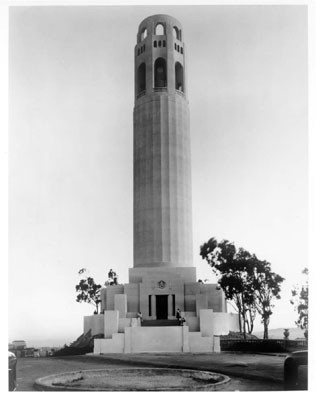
[137,311,143,326]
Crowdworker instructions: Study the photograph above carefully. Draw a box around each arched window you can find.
[173,26,180,40]
[140,28,147,41]
[137,63,146,94]
[175,62,184,92]
[154,58,167,88]
[155,23,165,35]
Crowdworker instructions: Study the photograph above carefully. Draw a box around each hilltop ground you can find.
[15,352,295,392]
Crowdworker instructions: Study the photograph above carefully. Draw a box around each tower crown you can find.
[135,14,186,100]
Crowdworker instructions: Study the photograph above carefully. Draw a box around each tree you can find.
[200,237,284,339]
[290,268,308,338]
[200,238,257,338]
[75,268,102,314]
[252,259,284,339]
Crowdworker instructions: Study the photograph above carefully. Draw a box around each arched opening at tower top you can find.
[155,23,165,35]
[140,28,147,41]
[137,63,146,94]
[173,26,181,40]
[154,58,167,88]
[175,62,184,92]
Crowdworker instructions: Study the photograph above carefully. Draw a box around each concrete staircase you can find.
[141,319,180,327]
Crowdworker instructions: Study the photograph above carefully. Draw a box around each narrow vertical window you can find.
[163,40,166,47]
[175,62,184,92]
[172,295,175,316]
[154,58,167,88]
[154,40,157,48]
[158,40,161,47]
[149,295,152,316]
[137,62,146,94]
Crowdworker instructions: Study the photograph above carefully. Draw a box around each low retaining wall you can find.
[220,339,308,353]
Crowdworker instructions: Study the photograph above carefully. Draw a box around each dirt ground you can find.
[16,353,285,391]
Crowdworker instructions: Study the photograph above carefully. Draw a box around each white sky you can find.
[8,3,309,347]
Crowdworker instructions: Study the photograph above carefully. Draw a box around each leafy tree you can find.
[200,238,257,337]
[252,259,284,339]
[200,238,284,339]
[290,268,308,338]
[75,268,102,314]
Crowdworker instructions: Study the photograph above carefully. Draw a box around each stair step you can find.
[141,319,180,327]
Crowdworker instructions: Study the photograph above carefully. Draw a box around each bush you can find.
[220,338,308,353]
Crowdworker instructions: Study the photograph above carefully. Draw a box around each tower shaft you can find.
[133,15,193,269]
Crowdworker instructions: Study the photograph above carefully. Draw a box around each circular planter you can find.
[34,368,230,391]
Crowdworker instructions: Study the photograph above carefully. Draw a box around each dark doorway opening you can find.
[156,295,168,319]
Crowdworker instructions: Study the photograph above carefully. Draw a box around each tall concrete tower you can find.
[132,15,194,280]
[95,15,230,339]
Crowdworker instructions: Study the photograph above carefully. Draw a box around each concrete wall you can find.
[105,285,124,311]
[124,284,139,313]
[100,288,107,312]
[104,311,119,339]
[83,315,104,336]
[129,267,196,285]
[186,316,199,332]
[118,318,140,333]
[114,294,127,318]
[201,284,227,313]
[124,326,189,353]
[213,312,239,335]
[94,334,124,354]
[189,332,213,352]
[200,309,214,337]
[196,294,208,317]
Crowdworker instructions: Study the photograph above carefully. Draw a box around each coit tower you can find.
[133,15,193,274]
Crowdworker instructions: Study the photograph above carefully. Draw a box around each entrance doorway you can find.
[156,295,168,319]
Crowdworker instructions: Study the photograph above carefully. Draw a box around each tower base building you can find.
[85,267,239,353]
[84,15,239,353]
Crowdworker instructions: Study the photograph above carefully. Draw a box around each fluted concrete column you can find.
[151,295,156,318]
[133,14,193,270]
[168,294,173,318]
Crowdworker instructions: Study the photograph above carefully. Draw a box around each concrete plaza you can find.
[16,352,288,391]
